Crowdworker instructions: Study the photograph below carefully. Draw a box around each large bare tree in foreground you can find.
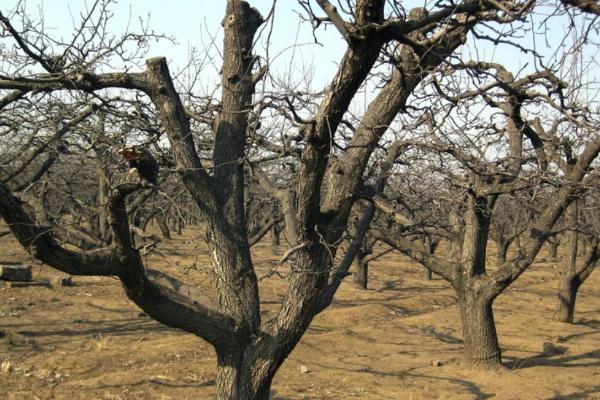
[0,0,570,397]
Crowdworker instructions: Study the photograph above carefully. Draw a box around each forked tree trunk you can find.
[456,289,502,368]
[553,238,599,323]
[215,344,281,400]
[554,245,599,323]
[449,193,503,369]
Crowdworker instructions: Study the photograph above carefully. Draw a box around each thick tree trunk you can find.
[215,345,277,400]
[451,194,503,369]
[456,290,502,368]
[216,349,251,400]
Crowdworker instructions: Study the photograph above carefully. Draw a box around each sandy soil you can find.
[1,226,599,399]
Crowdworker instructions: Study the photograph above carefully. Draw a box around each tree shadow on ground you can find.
[309,361,495,400]
[505,349,600,370]
[14,317,174,338]
[419,324,464,345]
[548,384,600,399]
[505,318,600,370]
[0,319,183,356]
[73,376,216,391]
[325,290,456,318]
[0,316,177,351]
[576,318,600,329]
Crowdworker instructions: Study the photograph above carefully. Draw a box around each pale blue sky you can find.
[6,1,348,88]
[2,1,597,94]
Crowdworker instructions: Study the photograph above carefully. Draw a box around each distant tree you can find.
[553,190,600,323]
[371,62,600,368]
[490,196,530,266]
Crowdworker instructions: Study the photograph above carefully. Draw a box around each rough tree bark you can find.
[454,193,504,367]
[456,286,501,367]
[0,0,387,396]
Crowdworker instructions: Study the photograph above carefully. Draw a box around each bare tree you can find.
[553,191,600,323]
[372,61,600,368]
[0,0,544,397]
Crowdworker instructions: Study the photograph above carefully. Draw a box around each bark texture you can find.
[457,288,502,367]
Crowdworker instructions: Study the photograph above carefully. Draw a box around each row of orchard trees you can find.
[0,1,599,399]
[348,58,600,366]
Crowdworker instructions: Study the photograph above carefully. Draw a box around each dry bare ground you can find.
[1,225,599,400]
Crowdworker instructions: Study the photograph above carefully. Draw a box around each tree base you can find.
[463,356,505,371]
